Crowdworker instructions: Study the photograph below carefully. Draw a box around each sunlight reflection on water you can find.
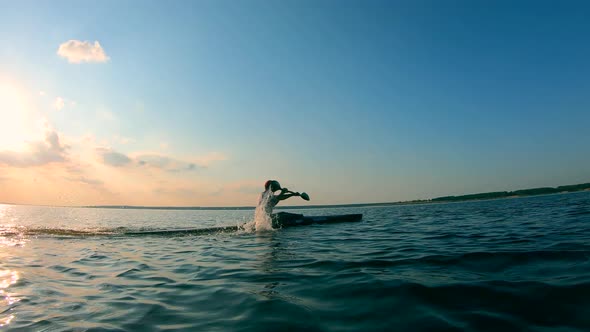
[0,205,28,248]
[0,314,14,328]
[0,227,28,248]
[0,269,19,327]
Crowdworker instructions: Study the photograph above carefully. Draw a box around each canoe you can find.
[272,212,363,227]
[123,213,363,236]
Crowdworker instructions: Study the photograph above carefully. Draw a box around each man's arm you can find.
[276,188,301,201]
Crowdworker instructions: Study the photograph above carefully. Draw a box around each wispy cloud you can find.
[95,148,225,173]
[61,161,108,188]
[136,154,199,172]
[57,40,110,64]
[0,131,69,167]
[64,176,104,186]
[54,97,65,110]
[96,148,132,167]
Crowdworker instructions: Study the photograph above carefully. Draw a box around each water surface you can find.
[1,192,590,331]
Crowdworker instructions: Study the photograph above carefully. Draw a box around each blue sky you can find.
[0,0,589,206]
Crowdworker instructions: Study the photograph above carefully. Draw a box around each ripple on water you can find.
[1,192,590,330]
[0,269,19,328]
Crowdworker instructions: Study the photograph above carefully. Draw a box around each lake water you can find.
[1,192,590,331]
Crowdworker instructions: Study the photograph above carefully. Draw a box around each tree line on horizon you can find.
[431,183,590,202]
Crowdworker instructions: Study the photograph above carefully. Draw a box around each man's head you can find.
[264,180,281,192]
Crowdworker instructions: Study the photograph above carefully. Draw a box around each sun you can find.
[0,79,41,151]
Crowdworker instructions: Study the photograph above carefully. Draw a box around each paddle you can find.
[282,188,310,201]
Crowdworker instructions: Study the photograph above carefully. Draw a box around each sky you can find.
[0,0,589,207]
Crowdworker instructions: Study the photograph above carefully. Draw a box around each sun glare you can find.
[0,80,40,150]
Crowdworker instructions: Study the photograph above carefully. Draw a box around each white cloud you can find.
[39,91,46,96]
[57,40,110,64]
[55,97,65,110]
[0,131,69,167]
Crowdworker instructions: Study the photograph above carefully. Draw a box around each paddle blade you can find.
[300,192,310,201]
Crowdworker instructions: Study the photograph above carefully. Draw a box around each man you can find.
[260,180,304,212]
[260,180,309,227]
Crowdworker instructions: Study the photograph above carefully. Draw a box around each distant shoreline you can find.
[3,182,588,211]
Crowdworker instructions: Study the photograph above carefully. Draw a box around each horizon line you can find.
[2,181,588,211]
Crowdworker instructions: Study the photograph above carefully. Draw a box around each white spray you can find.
[242,188,275,232]
[254,188,275,231]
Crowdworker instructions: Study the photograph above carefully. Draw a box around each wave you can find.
[301,250,590,272]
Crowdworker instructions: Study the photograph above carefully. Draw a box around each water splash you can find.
[255,188,275,231]
[242,188,275,232]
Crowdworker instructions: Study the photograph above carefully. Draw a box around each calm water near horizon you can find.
[1,192,590,331]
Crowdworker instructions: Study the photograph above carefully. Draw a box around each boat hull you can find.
[273,212,363,227]
[124,213,363,236]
